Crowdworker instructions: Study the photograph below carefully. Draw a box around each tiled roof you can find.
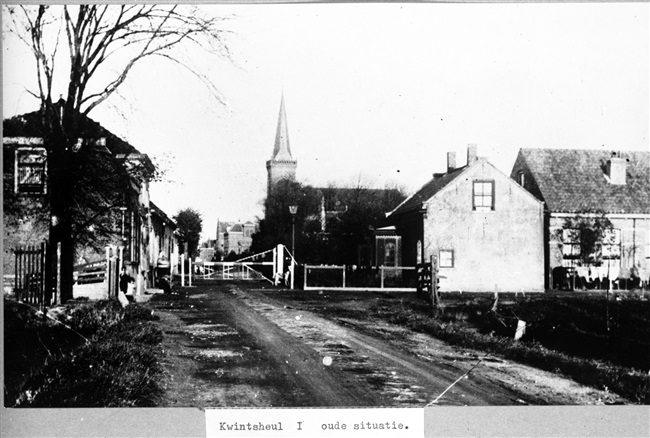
[229,224,244,233]
[517,148,650,214]
[389,166,468,216]
[3,109,140,156]
[150,202,176,228]
[318,187,404,212]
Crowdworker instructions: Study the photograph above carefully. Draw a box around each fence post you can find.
[40,242,46,308]
[189,258,193,287]
[342,266,346,288]
[181,254,185,287]
[303,265,307,290]
[431,255,440,316]
[380,266,385,289]
[105,247,111,298]
[14,247,21,302]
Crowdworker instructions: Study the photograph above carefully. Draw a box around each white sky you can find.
[3,3,649,240]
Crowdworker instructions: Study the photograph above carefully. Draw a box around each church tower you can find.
[266,96,297,196]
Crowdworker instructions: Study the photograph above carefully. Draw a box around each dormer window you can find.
[517,171,525,186]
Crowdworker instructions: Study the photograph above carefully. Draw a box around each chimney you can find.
[432,172,445,180]
[447,152,456,173]
[467,144,478,164]
[607,152,627,185]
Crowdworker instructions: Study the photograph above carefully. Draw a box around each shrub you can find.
[7,299,164,407]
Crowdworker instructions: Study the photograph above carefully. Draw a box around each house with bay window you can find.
[384,145,545,292]
[510,148,650,290]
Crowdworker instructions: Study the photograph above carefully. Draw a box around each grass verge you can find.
[4,298,165,407]
[373,298,650,404]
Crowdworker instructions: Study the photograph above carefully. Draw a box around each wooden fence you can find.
[302,264,417,291]
[416,256,441,313]
[13,242,49,307]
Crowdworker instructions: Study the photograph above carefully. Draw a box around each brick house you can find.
[3,109,167,294]
[510,148,650,289]
[384,145,545,293]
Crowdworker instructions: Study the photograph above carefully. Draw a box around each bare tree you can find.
[4,5,233,302]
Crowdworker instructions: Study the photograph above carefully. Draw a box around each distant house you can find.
[510,148,650,289]
[317,186,405,232]
[3,107,167,294]
[223,222,257,256]
[149,201,179,280]
[384,145,545,293]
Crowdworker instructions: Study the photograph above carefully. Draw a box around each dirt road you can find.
[150,281,625,407]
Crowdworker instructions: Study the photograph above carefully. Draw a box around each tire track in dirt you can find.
[152,286,391,407]
[233,286,521,405]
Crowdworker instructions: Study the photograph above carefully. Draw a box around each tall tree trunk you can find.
[45,100,79,303]
[59,219,75,302]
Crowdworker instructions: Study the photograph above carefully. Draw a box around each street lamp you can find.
[289,205,298,257]
[289,205,298,289]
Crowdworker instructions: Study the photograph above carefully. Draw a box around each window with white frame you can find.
[562,227,621,267]
[601,228,621,266]
[15,147,47,195]
[473,180,494,211]
[439,249,454,268]
[561,228,581,267]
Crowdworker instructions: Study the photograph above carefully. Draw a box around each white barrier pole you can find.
[189,258,193,287]
[181,254,185,287]
[276,244,284,286]
[272,245,277,285]
[105,246,111,298]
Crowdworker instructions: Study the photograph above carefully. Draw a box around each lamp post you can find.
[289,205,298,256]
[289,205,298,289]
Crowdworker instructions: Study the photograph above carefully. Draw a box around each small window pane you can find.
[440,250,454,268]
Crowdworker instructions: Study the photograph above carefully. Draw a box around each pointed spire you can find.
[270,94,293,161]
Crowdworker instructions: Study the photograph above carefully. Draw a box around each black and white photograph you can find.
[2,2,649,436]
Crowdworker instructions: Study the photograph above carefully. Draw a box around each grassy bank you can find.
[4,298,164,407]
[376,294,650,404]
[269,289,650,404]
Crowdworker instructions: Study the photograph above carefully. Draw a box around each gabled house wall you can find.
[422,159,544,292]
[385,146,545,293]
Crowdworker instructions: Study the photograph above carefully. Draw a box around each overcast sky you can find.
[3,3,648,240]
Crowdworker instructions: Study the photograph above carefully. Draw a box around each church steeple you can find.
[270,95,293,161]
[266,95,297,196]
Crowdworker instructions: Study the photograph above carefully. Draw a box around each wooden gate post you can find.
[431,255,441,316]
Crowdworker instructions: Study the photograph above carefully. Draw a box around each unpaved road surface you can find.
[150,281,626,407]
